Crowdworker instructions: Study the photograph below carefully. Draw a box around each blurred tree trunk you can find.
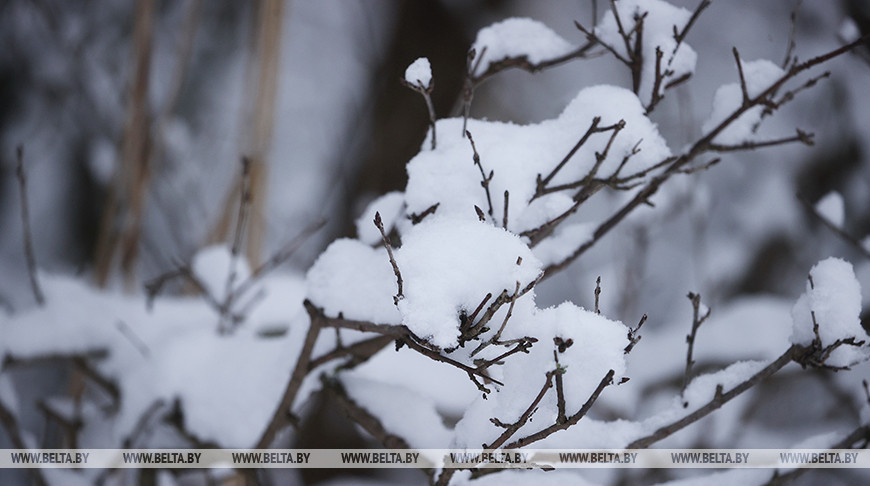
[211,0,283,268]
[93,0,155,288]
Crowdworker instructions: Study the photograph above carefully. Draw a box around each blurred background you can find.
[1,0,869,484]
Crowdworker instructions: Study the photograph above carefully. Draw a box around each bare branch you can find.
[401,76,437,150]
[708,130,814,152]
[466,130,495,219]
[629,346,801,448]
[782,0,804,68]
[308,335,394,371]
[594,276,602,314]
[257,301,324,448]
[374,211,403,306]
[505,369,615,449]
[733,47,750,105]
[541,36,870,281]
[624,313,647,354]
[408,202,439,225]
[485,371,555,449]
[682,292,711,399]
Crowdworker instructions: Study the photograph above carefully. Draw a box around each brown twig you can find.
[682,292,711,398]
[541,35,870,281]
[15,146,45,306]
[401,75,437,150]
[484,371,555,449]
[374,211,403,306]
[308,335,395,371]
[504,369,615,449]
[782,0,804,68]
[408,202,439,225]
[629,346,802,448]
[708,129,814,152]
[594,276,602,314]
[466,130,495,220]
[256,301,324,448]
[733,47,750,104]
[624,314,647,354]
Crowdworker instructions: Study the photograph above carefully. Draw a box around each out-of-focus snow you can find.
[814,191,845,228]
[191,244,251,302]
[355,191,405,246]
[306,239,402,324]
[702,59,784,144]
[0,272,309,447]
[404,57,432,87]
[790,257,867,367]
[471,18,576,77]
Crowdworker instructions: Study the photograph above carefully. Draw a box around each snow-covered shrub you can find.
[1,1,869,485]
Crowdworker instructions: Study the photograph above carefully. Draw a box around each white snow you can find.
[404,57,432,88]
[702,58,785,144]
[471,18,576,77]
[0,273,310,447]
[404,85,671,235]
[395,217,542,348]
[814,191,845,228]
[790,257,868,367]
[191,244,251,302]
[306,238,402,324]
[355,191,405,246]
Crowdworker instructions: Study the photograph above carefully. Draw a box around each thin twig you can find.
[503,190,509,229]
[782,0,804,68]
[401,76,437,150]
[15,146,45,306]
[594,276,602,314]
[554,351,567,424]
[629,346,801,448]
[408,202,439,224]
[485,371,555,449]
[624,314,647,354]
[733,47,750,104]
[374,211,403,306]
[220,157,253,333]
[504,369,615,449]
[682,292,711,398]
[541,35,870,281]
[308,335,394,371]
[466,130,495,219]
[708,129,814,152]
